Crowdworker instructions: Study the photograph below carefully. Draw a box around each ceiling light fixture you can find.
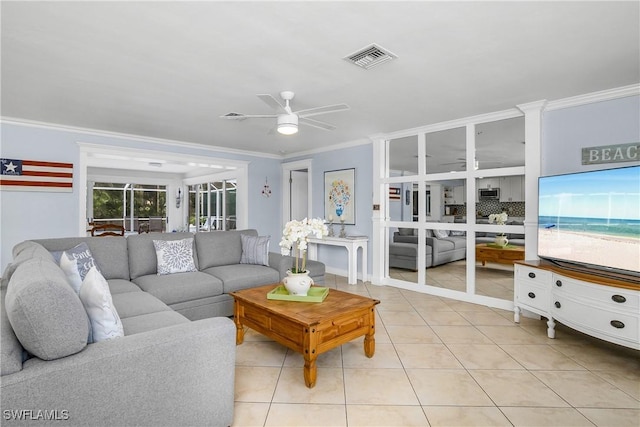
[277,113,298,135]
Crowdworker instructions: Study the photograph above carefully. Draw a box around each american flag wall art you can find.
[1,158,73,192]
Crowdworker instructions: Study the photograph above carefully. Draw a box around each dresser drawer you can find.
[552,294,639,342]
[515,264,552,286]
[516,281,549,312]
[553,275,639,311]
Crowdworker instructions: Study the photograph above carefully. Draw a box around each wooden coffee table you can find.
[476,243,525,266]
[230,284,380,388]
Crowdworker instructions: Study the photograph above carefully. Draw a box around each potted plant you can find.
[279,218,328,295]
[488,212,509,246]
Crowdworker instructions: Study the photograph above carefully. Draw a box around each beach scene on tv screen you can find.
[538,166,640,274]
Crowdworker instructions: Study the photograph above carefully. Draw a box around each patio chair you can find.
[148,217,164,233]
[90,223,125,237]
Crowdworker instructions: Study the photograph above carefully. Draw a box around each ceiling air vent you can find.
[344,44,397,69]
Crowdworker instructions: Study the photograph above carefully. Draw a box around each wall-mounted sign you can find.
[582,142,638,165]
[1,158,73,192]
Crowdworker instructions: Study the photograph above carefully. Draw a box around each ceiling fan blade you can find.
[219,112,277,120]
[256,94,287,112]
[296,104,350,118]
[299,117,336,131]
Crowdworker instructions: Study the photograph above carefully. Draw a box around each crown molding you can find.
[0,116,282,160]
[545,84,639,111]
[282,137,372,159]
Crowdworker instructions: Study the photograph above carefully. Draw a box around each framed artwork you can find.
[324,168,355,225]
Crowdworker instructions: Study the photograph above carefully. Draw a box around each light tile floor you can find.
[232,274,640,427]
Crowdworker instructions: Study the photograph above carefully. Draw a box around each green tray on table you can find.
[267,285,329,303]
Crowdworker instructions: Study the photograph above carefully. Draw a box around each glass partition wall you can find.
[384,114,525,306]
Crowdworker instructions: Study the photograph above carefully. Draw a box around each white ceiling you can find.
[2,1,639,159]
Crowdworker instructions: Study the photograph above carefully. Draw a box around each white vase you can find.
[494,234,509,247]
[283,270,314,296]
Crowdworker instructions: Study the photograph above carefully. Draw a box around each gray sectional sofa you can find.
[1,229,324,426]
[389,221,525,271]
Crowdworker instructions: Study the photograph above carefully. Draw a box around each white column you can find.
[517,100,548,261]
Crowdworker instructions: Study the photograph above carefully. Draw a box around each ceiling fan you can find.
[220,91,349,135]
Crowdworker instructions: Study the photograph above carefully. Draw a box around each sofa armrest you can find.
[269,252,294,280]
[1,317,236,427]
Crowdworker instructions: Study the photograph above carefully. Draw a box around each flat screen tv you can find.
[538,165,640,280]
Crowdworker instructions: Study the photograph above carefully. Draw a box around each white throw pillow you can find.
[79,267,124,342]
[434,229,449,239]
[240,234,270,266]
[153,238,197,275]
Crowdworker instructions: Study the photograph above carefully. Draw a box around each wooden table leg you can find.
[364,307,376,358]
[303,325,318,388]
[303,355,317,388]
[233,300,245,345]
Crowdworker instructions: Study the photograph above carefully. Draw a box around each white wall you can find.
[288,142,373,277]
[542,95,640,176]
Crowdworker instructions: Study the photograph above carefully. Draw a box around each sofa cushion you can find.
[108,279,143,295]
[398,228,415,236]
[389,242,432,257]
[34,237,130,280]
[133,271,223,306]
[195,229,258,269]
[442,237,466,250]
[240,234,270,266]
[111,291,171,319]
[121,311,190,336]
[3,241,54,284]
[127,232,197,280]
[393,234,419,244]
[153,238,198,275]
[80,267,124,343]
[5,258,89,360]
[1,283,23,375]
[203,264,279,293]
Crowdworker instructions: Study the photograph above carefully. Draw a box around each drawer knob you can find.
[528,272,536,278]
[610,320,625,329]
[528,292,536,299]
[554,301,561,309]
[555,280,562,287]
[611,295,627,303]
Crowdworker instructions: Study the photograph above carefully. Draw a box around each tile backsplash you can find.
[446,201,525,218]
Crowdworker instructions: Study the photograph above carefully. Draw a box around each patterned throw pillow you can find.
[240,235,270,266]
[153,238,197,275]
[59,243,100,294]
[79,267,124,342]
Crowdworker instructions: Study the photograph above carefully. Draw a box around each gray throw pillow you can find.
[5,258,89,360]
[398,228,414,236]
[240,234,270,266]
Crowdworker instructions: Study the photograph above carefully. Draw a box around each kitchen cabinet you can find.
[452,185,465,204]
[500,175,524,202]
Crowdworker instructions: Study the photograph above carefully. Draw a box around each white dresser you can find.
[514,260,640,350]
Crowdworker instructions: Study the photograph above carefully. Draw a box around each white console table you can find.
[307,236,368,285]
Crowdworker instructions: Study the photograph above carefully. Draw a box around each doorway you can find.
[282,159,313,226]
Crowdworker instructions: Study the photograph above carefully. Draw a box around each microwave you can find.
[479,188,500,200]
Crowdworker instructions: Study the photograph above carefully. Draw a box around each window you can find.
[91,183,166,232]
[188,179,237,232]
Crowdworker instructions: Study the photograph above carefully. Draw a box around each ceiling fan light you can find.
[277,114,298,135]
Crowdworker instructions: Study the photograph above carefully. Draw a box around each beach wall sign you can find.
[581,142,639,165]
